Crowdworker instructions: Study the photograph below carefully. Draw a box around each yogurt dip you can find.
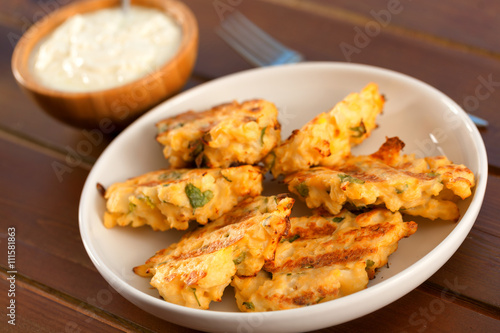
[31,6,182,92]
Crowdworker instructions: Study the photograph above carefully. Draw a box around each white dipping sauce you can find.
[31,6,182,92]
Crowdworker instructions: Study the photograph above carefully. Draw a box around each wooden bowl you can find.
[11,0,198,130]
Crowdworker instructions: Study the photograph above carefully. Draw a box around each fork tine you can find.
[219,17,277,63]
[226,12,289,53]
[219,13,282,65]
[215,27,268,67]
[217,11,303,66]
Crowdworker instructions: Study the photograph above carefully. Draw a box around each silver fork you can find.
[216,11,488,128]
[215,11,304,67]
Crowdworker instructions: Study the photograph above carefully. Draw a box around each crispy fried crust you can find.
[156,99,281,168]
[265,209,417,274]
[232,209,417,311]
[264,83,384,177]
[133,195,294,309]
[285,137,475,221]
[103,166,263,231]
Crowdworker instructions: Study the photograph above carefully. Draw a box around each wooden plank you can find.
[302,0,500,55]
[0,138,198,332]
[2,233,499,333]
[0,1,498,331]
[0,134,499,331]
[2,0,500,167]
[2,267,498,333]
[6,0,499,56]
[324,287,500,333]
[425,174,500,307]
[2,241,200,332]
[182,0,500,167]
[0,270,128,333]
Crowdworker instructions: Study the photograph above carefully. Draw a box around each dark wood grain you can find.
[0,0,499,332]
[321,287,500,333]
[425,174,500,307]
[186,0,500,167]
[0,269,127,333]
[2,0,500,167]
[304,0,500,55]
[0,137,199,332]
[0,129,499,331]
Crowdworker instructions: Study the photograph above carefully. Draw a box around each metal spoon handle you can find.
[122,0,130,14]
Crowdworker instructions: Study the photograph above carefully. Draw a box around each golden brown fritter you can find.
[133,195,294,309]
[264,83,384,177]
[232,209,417,311]
[156,99,281,168]
[103,166,263,231]
[103,83,478,313]
[285,137,475,221]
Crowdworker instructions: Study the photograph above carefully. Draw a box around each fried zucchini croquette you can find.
[265,83,384,177]
[103,166,263,231]
[133,195,294,309]
[232,209,417,311]
[156,99,281,168]
[285,137,475,221]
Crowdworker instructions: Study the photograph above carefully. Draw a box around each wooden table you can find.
[1,0,499,332]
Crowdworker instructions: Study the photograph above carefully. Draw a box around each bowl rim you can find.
[79,62,489,332]
[11,0,198,97]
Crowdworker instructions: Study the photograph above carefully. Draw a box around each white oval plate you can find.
[79,62,487,333]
